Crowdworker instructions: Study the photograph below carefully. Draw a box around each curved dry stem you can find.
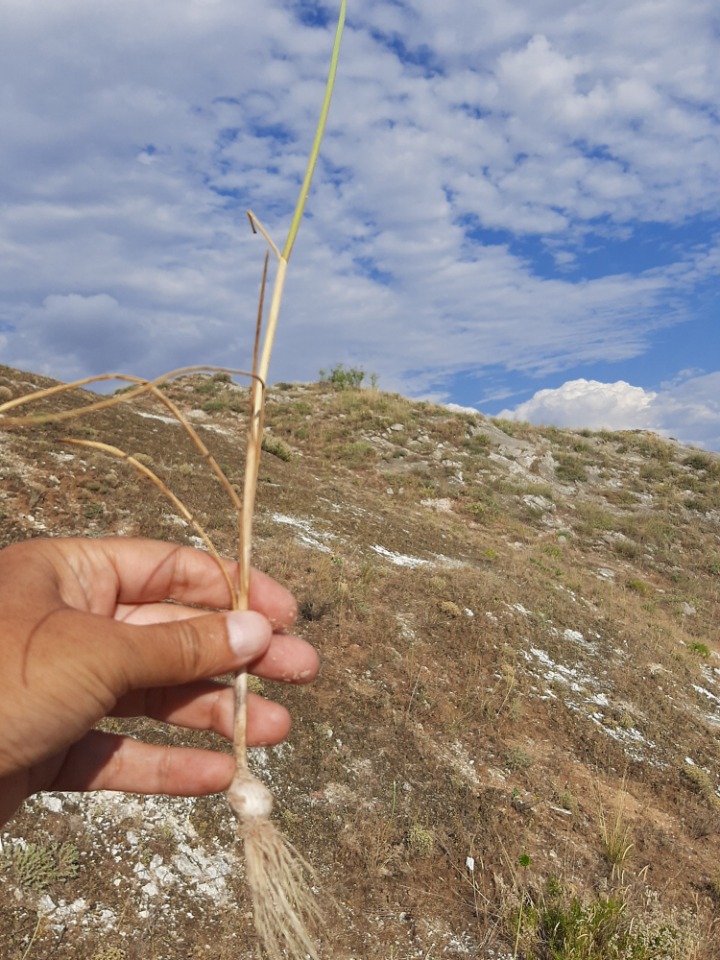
[0,367,263,527]
[65,438,236,606]
[130,376,247,524]
[0,365,258,424]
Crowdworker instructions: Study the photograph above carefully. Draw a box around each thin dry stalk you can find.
[597,778,634,883]
[65,437,236,604]
[224,6,346,957]
[0,369,250,603]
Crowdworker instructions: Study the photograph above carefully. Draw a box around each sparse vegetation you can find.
[0,365,719,958]
[626,578,650,595]
[598,790,634,880]
[505,745,533,772]
[506,879,698,960]
[681,763,720,812]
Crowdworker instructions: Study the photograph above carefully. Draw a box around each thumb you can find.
[115,609,273,692]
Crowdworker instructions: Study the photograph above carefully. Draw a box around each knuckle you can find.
[172,618,208,678]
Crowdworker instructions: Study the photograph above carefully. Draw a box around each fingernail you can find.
[226,611,270,660]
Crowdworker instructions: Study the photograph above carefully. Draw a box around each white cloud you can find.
[0,0,718,401]
[498,374,720,450]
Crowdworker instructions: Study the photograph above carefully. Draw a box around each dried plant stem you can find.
[225,4,346,957]
[0,368,260,606]
[0,365,251,425]
[64,438,236,603]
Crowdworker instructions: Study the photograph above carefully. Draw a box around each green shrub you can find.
[319,363,368,390]
[689,642,710,658]
[683,451,712,471]
[201,398,227,413]
[195,379,219,395]
[336,440,376,465]
[261,435,292,462]
[556,455,588,483]
[509,879,695,960]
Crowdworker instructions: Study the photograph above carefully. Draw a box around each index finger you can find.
[78,538,298,630]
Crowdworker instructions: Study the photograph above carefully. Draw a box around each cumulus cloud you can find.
[498,374,720,450]
[499,380,657,430]
[0,0,718,404]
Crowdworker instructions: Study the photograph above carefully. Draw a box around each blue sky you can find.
[1,0,719,447]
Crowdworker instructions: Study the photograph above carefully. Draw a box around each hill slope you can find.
[1,365,719,959]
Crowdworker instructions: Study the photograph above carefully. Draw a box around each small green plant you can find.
[463,432,491,454]
[195,379,219,395]
[319,363,368,390]
[506,877,695,960]
[683,451,712,470]
[261,434,292,461]
[681,763,720,812]
[506,746,533,772]
[406,823,435,858]
[556,788,577,814]
[201,398,227,413]
[689,642,710,658]
[3,840,79,893]
[336,440,375,464]
[555,454,588,483]
[573,503,616,533]
[513,853,534,959]
[613,538,641,560]
[437,599,462,618]
[491,416,527,436]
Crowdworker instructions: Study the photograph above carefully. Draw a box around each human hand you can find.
[0,536,318,826]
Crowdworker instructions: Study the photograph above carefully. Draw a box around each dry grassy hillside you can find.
[1,364,719,959]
